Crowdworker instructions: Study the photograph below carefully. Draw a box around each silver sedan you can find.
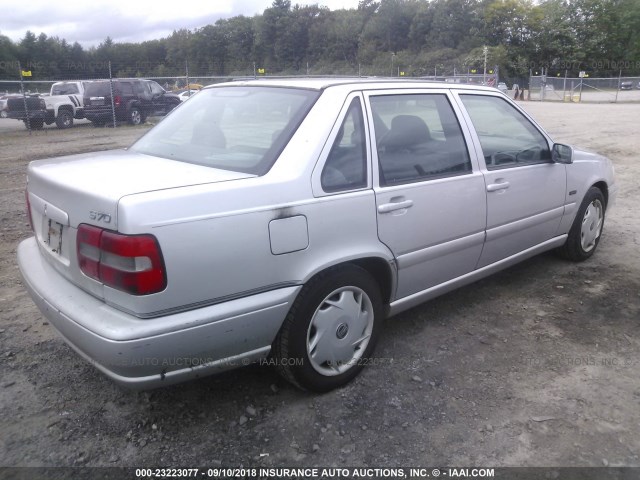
[18,79,616,392]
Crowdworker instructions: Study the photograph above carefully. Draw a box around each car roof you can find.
[204,77,502,94]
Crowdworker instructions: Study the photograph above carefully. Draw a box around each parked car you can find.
[497,81,508,94]
[620,81,633,90]
[7,81,90,129]
[83,79,180,126]
[0,94,21,118]
[184,83,203,91]
[18,79,617,392]
[6,95,47,129]
[176,89,199,102]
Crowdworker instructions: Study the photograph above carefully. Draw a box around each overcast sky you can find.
[1,0,362,48]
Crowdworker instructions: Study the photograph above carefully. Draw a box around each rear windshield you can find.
[130,86,320,175]
[51,83,80,95]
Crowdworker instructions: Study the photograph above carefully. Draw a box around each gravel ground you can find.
[0,102,639,471]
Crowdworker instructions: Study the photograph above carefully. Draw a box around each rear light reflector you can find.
[76,224,166,295]
[114,95,121,106]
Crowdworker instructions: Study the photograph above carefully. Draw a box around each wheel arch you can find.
[349,257,395,307]
[592,180,608,208]
[57,104,73,114]
[300,256,396,310]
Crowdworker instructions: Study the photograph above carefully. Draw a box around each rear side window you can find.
[119,82,134,95]
[84,81,111,97]
[460,94,551,169]
[370,94,471,186]
[321,98,367,192]
[135,82,147,95]
[51,83,79,95]
[131,86,320,175]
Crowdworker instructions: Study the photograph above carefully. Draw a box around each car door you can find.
[365,90,487,299]
[135,81,153,116]
[148,81,169,115]
[456,93,567,268]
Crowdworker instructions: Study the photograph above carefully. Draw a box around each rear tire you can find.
[559,186,606,261]
[128,107,142,125]
[55,110,73,129]
[272,265,383,392]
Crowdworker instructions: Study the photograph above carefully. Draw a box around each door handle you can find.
[486,181,510,192]
[378,199,414,213]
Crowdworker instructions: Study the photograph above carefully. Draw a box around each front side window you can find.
[131,86,319,175]
[370,94,471,186]
[149,81,165,95]
[321,97,367,192]
[460,94,551,169]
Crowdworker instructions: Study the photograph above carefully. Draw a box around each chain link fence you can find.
[0,60,261,131]
[2,58,639,133]
[1,60,507,131]
[529,74,640,103]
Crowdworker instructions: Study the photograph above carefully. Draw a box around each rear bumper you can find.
[18,237,299,389]
[84,106,126,121]
[8,110,46,121]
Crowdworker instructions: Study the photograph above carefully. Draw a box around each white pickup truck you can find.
[7,81,89,129]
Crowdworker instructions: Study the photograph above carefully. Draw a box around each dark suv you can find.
[83,79,180,126]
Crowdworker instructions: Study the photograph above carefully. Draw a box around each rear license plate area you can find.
[45,218,64,255]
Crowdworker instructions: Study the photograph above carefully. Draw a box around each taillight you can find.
[25,190,33,231]
[77,224,166,295]
[114,95,121,106]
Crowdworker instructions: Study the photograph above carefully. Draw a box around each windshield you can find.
[130,86,320,175]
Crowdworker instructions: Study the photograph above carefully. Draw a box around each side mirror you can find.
[552,143,573,164]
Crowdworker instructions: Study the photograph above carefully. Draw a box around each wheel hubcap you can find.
[580,199,603,252]
[335,323,349,339]
[306,286,374,376]
[132,111,140,124]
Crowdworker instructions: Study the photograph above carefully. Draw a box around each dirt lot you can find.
[0,102,639,471]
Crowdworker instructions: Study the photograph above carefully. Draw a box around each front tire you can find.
[55,110,73,129]
[273,265,383,392]
[559,186,605,261]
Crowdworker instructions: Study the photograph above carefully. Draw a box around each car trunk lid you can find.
[27,149,254,298]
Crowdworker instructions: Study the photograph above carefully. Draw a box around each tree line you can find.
[1,0,639,85]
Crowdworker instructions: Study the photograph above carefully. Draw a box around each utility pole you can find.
[483,46,488,85]
[108,60,116,128]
